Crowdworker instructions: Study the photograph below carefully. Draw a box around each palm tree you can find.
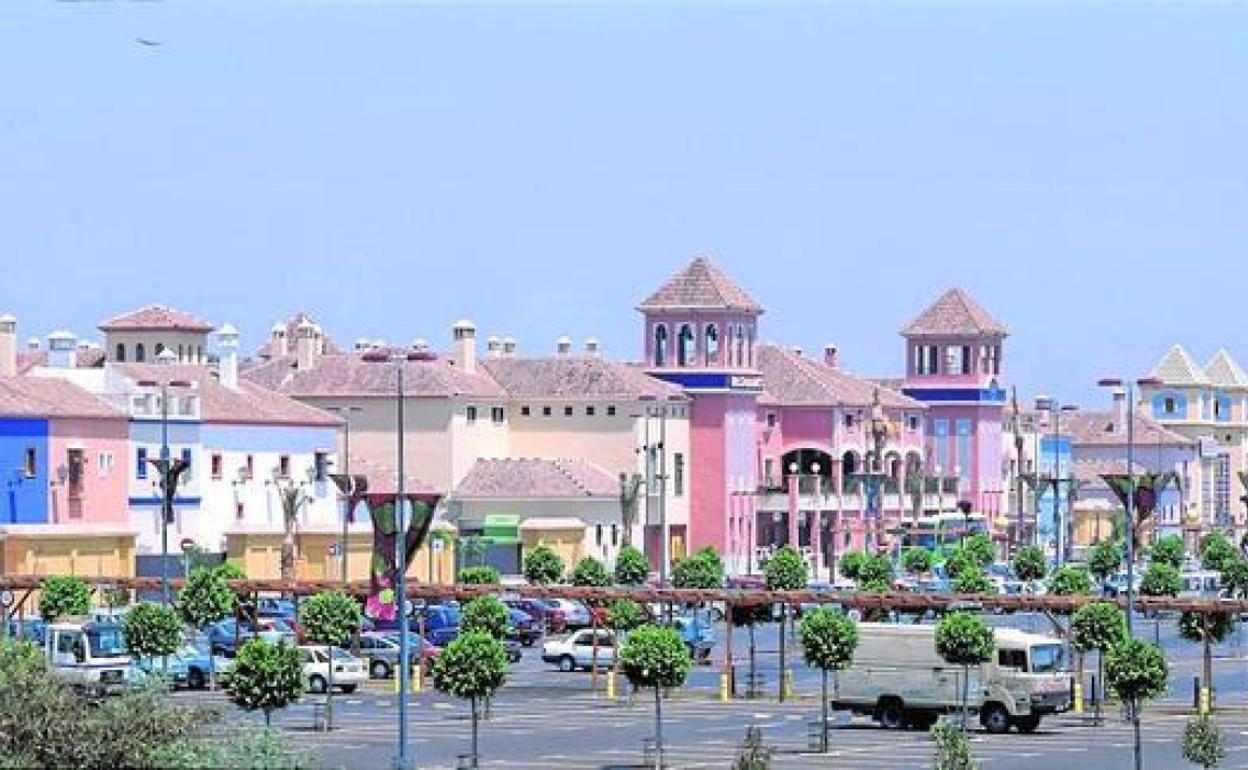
[618,472,643,548]
[273,477,312,581]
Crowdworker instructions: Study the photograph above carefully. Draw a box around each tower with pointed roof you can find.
[638,255,764,573]
[99,304,215,365]
[901,288,1009,516]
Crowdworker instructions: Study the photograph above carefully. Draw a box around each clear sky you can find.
[2,2,1245,407]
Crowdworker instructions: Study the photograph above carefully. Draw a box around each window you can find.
[677,324,694,367]
[177,344,184,360]
[1165,397,1176,414]
[844,414,855,429]
[66,449,84,499]
[945,346,964,375]
[607,405,616,416]
[735,326,745,367]
[135,343,146,363]
[491,407,505,424]
[466,406,477,424]
[154,343,165,356]
[521,406,531,417]
[764,457,775,485]
[564,406,573,416]
[23,448,36,478]
[704,325,719,365]
[908,414,919,431]
[611,524,619,547]
[961,345,972,375]
[211,454,223,479]
[97,451,114,477]
[136,448,148,480]
[673,453,685,496]
[279,455,291,478]
[245,455,254,480]
[115,344,125,362]
[542,406,552,417]
[586,406,595,417]
[181,448,193,480]
[596,524,603,546]
[653,325,668,367]
[998,649,1026,670]
[765,412,777,428]
[314,451,328,481]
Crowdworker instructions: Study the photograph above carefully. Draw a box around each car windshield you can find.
[329,647,355,661]
[1029,644,1065,674]
[87,627,128,658]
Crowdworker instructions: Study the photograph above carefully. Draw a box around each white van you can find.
[833,623,1070,734]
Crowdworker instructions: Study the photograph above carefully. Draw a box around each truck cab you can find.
[44,620,132,695]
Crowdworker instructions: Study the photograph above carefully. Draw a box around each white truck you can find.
[44,619,132,696]
[833,623,1070,734]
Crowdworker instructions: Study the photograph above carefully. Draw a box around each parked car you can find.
[207,617,297,656]
[6,618,47,644]
[357,632,441,679]
[543,599,591,630]
[506,599,568,634]
[256,597,297,619]
[666,610,714,663]
[507,607,542,647]
[541,629,617,672]
[422,626,521,662]
[131,645,215,689]
[298,645,368,694]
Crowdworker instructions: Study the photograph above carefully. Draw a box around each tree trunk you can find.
[327,650,335,731]
[281,510,297,582]
[471,695,480,769]
[1094,652,1104,725]
[778,605,787,703]
[653,686,663,770]
[1132,698,1142,770]
[264,709,272,728]
[961,664,970,732]
[821,669,829,753]
[748,623,757,699]
[1202,613,1212,713]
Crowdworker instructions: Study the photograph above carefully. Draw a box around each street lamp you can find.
[637,397,668,586]
[1034,396,1079,566]
[391,351,413,770]
[1097,376,1163,638]
[326,405,363,586]
[137,375,193,606]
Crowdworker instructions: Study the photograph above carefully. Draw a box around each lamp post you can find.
[326,405,363,586]
[1034,396,1079,566]
[638,399,668,585]
[1097,376,1163,638]
[392,352,413,770]
[137,375,193,606]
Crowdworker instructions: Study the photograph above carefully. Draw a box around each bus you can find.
[896,512,989,560]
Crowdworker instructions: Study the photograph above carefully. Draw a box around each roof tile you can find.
[757,345,924,409]
[99,305,215,333]
[901,289,1007,338]
[482,357,685,401]
[117,364,342,426]
[1151,344,1211,386]
[455,458,619,498]
[638,256,763,313]
[0,376,123,419]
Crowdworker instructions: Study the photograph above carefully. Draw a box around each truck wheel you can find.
[309,675,328,694]
[877,698,905,730]
[558,655,576,673]
[187,668,206,690]
[981,703,1011,734]
[371,660,391,679]
[1014,714,1041,733]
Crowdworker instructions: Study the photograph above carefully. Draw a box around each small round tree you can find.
[1180,610,1234,715]
[1183,714,1226,769]
[38,576,90,622]
[619,624,690,770]
[1011,545,1046,587]
[223,639,304,726]
[953,564,994,595]
[943,548,976,581]
[962,533,996,569]
[122,602,184,679]
[461,596,511,640]
[607,599,645,685]
[1140,562,1182,598]
[458,565,501,585]
[902,547,933,578]
[1150,534,1186,569]
[1048,565,1093,597]
[858,554,894,587]
[932,720,977,770]
[215,561,250,652]
[1201,532,1237,573]
[764,545,807,703]
[569,556,611,588]
[935,611,994,732]
[670,547,724,590]
[1070,601,1127,724]
[798,607,858,752]
[838,551,868,582]
[430,631,508,769]
[1107,638,1169,770]
[731,602,773,699]
[299,591,361,728]
[1087,540,1123,591]
[1221,558,1248,598]
[522,545,564,586]
[614,545,650,587]
[177,567,235,688]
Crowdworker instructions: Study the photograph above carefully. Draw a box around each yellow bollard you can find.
[607,670,616,700]
[719,672,730,703]
[1200,686,1211,715]
[1072,680,1084,715]
[783,669,795,700]
[413,665,422,693]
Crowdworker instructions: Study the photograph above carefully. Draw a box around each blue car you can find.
[132,645,216,689]
[206,618,297,656]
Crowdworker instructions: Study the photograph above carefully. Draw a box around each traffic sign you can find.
[179,538,196,553]
[0,590,12,608]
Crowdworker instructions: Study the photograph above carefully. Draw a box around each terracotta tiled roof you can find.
[344,458,439,496]
[239,354,504,399]
[901,289,1007,338]
[254,313,344,360]
[1150,344,1210,386]
[99,305,215,333]
[454,458,618,498]
[116,364,342,427]
[1072,458,1149,485]
[1204,349,1248,389]
[0,376,123,419]
[1066,410,1193,448]
[756,344,924,409]
[482,357,685,401]
[16,348,106,374]
[637,256,763,314]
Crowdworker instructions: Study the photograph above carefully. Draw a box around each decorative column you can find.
[786,464,800,548]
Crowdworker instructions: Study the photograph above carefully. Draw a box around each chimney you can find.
[453,320,477,374]
[313,324,326,355]
[354,337,370,352]
[270,322,288,358]
[295,319,319,371]
[0,314,16,377]
[26,338,39,351]
[486,336,502,358]
[1113,388,1127,431]
[585,337,600,358]
[47,330,78,369]
[217,323,240,389]
[556,336,572,357]
[793,346,803,358]
[502,337,517,358]
[824,344,839,370]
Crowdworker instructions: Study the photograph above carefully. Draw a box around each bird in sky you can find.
[136,38,161,48]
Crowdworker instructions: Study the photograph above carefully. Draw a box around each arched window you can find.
[177,344,184,361]
[734,326,745,367]
[135,343,146,363]
[842,451,858,476]
[704,325,719,366]
[154,342,166,356]
[677,324,695,367]
[115,344,126,362]
[746,326,755,367]
[653,325,668,367]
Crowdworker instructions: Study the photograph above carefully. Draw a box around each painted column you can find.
[786,471,799,547]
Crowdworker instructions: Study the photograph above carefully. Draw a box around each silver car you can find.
[541,629,616,672]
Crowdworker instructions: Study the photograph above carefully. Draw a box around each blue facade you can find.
[1151,390,1187,420]
[1035,435,1073,557]
[0,419,50,524]
[902,387,1007,404]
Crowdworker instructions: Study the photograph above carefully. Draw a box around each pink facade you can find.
[47,417,131,525]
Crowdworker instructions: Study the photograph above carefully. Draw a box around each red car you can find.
[506,599,568,634]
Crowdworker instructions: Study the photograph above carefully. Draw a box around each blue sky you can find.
[2,2,1245,406]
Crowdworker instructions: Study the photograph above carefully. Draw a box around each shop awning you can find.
[519,517,586,532]
[483,514,521,545]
